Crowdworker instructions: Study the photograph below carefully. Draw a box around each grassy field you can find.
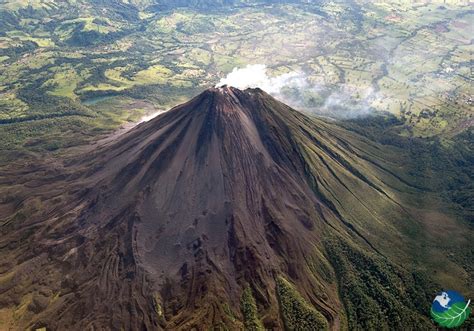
[0,1,472,154]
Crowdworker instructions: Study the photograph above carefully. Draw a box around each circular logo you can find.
[431,290,471,328]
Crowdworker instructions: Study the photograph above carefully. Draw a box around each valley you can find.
[0,1,472,158]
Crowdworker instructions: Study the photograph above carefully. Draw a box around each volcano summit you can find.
[0,87,471,330]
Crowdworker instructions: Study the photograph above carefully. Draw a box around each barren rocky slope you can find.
[0,87,471,330]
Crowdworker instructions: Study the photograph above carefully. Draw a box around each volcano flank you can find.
[0,87,471,330]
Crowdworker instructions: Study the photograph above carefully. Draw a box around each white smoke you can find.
[138,110,165,123]
[216,64,381,118]
[321,85,379,118]
[216,64,308,94]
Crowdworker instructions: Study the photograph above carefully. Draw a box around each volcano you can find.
[0,87,471,330]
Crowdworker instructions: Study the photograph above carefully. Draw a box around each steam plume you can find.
[216,64,381,118]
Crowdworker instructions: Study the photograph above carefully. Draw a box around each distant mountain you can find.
[0,87,471,330]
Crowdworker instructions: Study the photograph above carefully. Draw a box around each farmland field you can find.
[0,1,472,156]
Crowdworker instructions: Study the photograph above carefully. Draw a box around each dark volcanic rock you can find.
[0,87,468,330]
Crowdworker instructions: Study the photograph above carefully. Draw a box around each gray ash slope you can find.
[0,87,471,330]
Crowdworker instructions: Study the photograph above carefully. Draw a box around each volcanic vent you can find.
[0,86,439,330]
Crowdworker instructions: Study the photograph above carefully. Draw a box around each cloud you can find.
[216,64,307,94]
[216,64,381,119]
[138,110,165,123]
[320,85,379,118]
